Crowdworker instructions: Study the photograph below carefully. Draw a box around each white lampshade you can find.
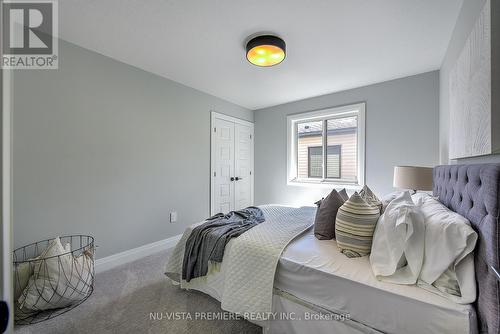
[393,166,433,191]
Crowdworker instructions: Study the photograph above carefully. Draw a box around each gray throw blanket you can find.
[182,207,265,282]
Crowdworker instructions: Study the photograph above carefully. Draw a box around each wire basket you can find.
[13,235,95,325]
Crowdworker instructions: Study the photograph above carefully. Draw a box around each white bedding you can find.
[370,191,425,284]
[166,205,478,334]
[165,205,316,318]
[275,229,478,334]
[412,193,478,304]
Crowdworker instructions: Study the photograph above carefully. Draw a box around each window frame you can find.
[287,103,365,189]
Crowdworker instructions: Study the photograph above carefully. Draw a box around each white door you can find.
[212,118,235,214]
[211,113,254,215]
[234,123,253,210]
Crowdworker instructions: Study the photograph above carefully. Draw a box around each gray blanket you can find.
[182,207,265,282]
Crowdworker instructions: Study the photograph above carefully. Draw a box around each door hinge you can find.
[214,127,216,133]
[250,171,252,175]
[213,171,216,177]
[250,134,252,139]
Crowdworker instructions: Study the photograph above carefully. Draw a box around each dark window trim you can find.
[307,145,342,179]
[307,146,323,178]
[325,145,342,179]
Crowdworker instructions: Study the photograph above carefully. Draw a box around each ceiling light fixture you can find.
[246,35,286,67]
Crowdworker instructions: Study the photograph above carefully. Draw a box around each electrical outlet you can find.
[170,211,178,223]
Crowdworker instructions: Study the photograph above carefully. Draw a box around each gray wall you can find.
[12,40,252,258]
[254,71,439,206]
[440,0,500,164]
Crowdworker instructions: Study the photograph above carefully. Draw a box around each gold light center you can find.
[246,45,285,67]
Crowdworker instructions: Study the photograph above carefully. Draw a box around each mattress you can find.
[274,229,478,334]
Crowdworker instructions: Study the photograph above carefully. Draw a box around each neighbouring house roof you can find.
[298,117,357,137]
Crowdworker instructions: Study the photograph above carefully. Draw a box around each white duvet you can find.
[165,205,316,318]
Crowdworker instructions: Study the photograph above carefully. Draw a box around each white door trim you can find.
[2,1,13,326]
[210,111,254,216]
[2,65,13,333]
[211,111,253,127]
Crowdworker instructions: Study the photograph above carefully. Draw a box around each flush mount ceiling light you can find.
[246,35,286,67]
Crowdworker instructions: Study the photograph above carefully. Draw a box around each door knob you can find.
[235,177,243,181]
[230,177,235,181]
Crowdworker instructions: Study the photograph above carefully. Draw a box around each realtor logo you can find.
[2,0,58,69]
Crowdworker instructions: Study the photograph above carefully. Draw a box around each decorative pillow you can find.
[370,191,425,284]
[14,262,33,301]
[18,237,93,311]
[314,188,348,207]
[314,189,345,240]
[335,192,380,257]
[359,185,382,213]
[14,243,70,301]
[338,188,349,201]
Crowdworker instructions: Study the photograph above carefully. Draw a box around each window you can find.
[308,146,323,178]
[308,145,341,178]
[326,145,342,179]
[287,103,365,187]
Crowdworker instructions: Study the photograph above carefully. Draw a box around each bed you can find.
[272,229,477,334]
[166,164,500,334]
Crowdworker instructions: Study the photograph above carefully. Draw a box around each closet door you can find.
[234,123,253,211]
[212,118,235,214]
[211,113,254,215]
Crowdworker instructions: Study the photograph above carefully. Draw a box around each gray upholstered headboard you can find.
[433,164,500,334]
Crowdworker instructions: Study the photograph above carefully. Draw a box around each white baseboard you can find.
[95,234,182,273]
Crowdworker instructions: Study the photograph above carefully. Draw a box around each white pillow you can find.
[18,237,93,311]
[380,191,404,213]
[14,262,32,301]
[14,243,71,301]
[413,193,478,304]
[370,191,425,284]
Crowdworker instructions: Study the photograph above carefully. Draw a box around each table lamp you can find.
[393,166,433,194]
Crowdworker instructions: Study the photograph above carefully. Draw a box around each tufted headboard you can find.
[433,164,500,334]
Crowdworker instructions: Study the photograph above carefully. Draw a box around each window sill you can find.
[287,179,363,191]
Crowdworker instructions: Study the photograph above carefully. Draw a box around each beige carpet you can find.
[14,250,261,334]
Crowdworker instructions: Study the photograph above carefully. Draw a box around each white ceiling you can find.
[59,0,463,110]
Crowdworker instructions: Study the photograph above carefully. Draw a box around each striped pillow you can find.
[335,191,380,258]
[359,185,382,213]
